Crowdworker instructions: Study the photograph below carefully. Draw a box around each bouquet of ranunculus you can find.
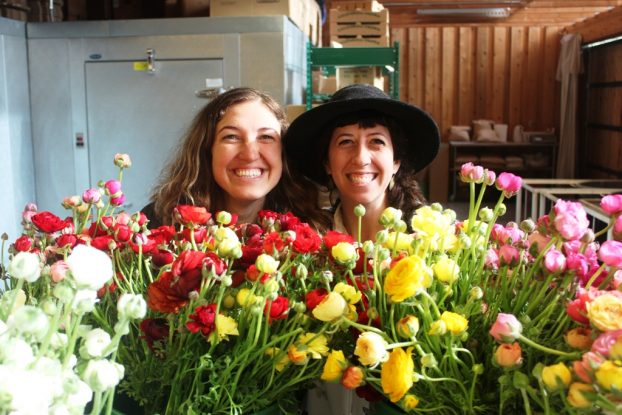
[309,163,622,414]
[1,192,145,414]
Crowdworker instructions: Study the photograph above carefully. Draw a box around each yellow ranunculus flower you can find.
[410,206,456,252]
[217,238,242,258]
[265,347,289,372]
[332,242,358,264]
[384,255,432,302]
[355,332,389,366]
[384,232,414,252]
[312,292,348,322]
[440,311,468,335]
[236,288,256,307]
[298,332,328,359]
[428,320,447,336]
[595,360,622,390]
[211,314,239,343]
[542,362,572,390]
[321,350,348,382]
[567,382,594,408]
[396,315,420,339]
[255,254,279,274]
[214,226,239,243]
[402,394,419,410]
[610,337,622,360]
[586,294,622,331]
[432,257,460,284]
[334,282,362,305]
[381,347,414,403]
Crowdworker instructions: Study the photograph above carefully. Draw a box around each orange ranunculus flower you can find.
[567,382,594,408]
[493,343,522,368]
[381,347,414,403]
[341,366,365,389]
[321,350,348,382]
[542,362,572,391]
[384,255,432,303]
[564,327,592,350]
[287,343,309,365]
[174,204,211,225]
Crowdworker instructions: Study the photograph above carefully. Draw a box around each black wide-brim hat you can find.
[285,84,440,186]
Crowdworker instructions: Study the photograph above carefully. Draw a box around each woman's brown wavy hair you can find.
[149,87,331,230]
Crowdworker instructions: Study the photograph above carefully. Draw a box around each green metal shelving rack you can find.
[305,41,400,110]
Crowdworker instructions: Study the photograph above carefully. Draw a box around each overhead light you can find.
[417,7,511,18]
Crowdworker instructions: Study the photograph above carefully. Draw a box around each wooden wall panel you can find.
[391,24,561,141]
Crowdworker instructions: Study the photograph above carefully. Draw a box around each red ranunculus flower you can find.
[234,234,263,270]
[323,230,355,250]
[31,211,68,233]
[203,252,227,275]
[56,234,78,249]
[14,236,33,252]
[293,223,322,254]
[129,235,157,254]
[112,223,133,243]
[258,210,279,223]
[264,295,289,322]
[305,288,328,311]
[175,205,211,226]
[181,226,208,244]
[277,212,301,231]
[264,232,285,254]
[91,235,115,251]
[148,250,209,313]
[246,264,261,282]
[149,225,176,244]
[88,216,114,237]
[186,304,217,336]
[150,249,175,267]
[140,318,170,353]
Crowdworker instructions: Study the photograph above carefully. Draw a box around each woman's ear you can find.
[393,160,401,175]
[325,161,332,176]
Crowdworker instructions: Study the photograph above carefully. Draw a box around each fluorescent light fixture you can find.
[417,7,511,18]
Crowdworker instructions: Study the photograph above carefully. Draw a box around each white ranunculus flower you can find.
[63,373,92,411]
[49,332,69,351]
[8,251,41,282]
[8,305,49,341]
[0,288,26,317]
[71,289,98,314]
[117,293,147,320]
[79,328,112,359]
[31,356,64,398]
[0,336,34,367]
[82,359,124,392]
[354,331,389,366]
[66,244,113,290]
[0,367,55,414]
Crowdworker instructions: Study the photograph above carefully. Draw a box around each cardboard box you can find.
[329,8,389,46]
[330,8,388,24]
[211,0,321,45]
[330,35,389,47]
[331,0,384,12]
[336,66,384,91]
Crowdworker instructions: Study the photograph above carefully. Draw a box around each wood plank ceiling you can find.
[365,0,622,26]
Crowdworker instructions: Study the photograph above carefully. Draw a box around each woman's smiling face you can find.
[211,99,283,210]
[326,122,400,209]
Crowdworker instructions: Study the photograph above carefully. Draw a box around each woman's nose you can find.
[352,144,371,165]
[238,139,260,160]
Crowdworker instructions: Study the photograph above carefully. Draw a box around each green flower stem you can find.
[338,316,388,339]
[525,272,556,316]
[89,391,103,415]
[2,277,24,320]
[593,216,614,239]
[518,334,580,359]
[420,290,441,319]
[519,387,533,415]
[33,302,63,363]
[420,368,471,407]
[385,340,417,350]
[357,211,362,245]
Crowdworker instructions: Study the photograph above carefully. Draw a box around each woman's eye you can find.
[370,137,387,146]
[337,138,353,146]
[259,134,277,142]
[221,134,239,141]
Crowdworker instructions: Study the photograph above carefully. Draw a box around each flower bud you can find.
[375,230,389,244]
[40,299,58,316]
[216,211,232,225]
[263,278,280,295]
[396,315,420,339]
[519,219,535,233]
[595,361,622,391]
[220,275,233,287]
[489,313,523,343]
[428,320,447,336]
[293,301,306,314]
[321,270,333,284]
[542,362,572,391]
[564,327,592,350]
[581,229,595,244]
[354,204,366,218]
[496,203,507,216]
[567,382,595,408]
[113,153,132,168]
[403,394,420,410]
[469,286,483,301]
[188,291,200,302]
[80,328,112,359]
[331,242,357,265]
[421,353,437,368]
[478,208,494,223]
[53,283,75,304]
[117,293,147,320]
[362,240,375,256]
[430,202,443,212]
[8,251,41,282]
[379,207,402,227]
[472,364,484,375]
[222,294,235,309]
[377,247,390,262]
[493,343,523,368]
[9,305,49,341]
[82,359,123,392]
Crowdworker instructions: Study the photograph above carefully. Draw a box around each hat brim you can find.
[285,98,440,186]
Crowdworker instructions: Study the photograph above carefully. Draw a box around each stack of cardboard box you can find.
[329,0,389,47]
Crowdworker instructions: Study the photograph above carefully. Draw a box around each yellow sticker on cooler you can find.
[133,62,149,71]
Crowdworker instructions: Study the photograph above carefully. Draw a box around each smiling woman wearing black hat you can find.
[285,83,440,415]
[286,83,441,243]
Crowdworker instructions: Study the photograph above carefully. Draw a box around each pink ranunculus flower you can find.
[110,193,126,207]
[591,330,622,358]
[104,179,122,197]
[613,215,622,240]
[553,200,589,241]
[573,351,605,383]
[459,162,485,183]
[600,194,622,215]
[484,248,499,270]
[495,172,522,197]
[599,240,622,268]
[489,313,523,343]
[50,260,69,283]
[484,169,496,186]
[114,153,132,169]
[499,245,520,266]
[613,270,622,290]
[544,248,566,273]
[82,188,102,204]
[527,231,551,254]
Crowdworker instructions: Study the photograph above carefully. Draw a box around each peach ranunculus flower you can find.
[567,382,595,408]
[381,347,414,403]
[586,293,622,332]
[354,332,389,366]
[384,255,432,302]
[341,366,365,389]
[312,292,349,322]
[321,350,348,382]
[493,343,523,368]
[564,327,592,350]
